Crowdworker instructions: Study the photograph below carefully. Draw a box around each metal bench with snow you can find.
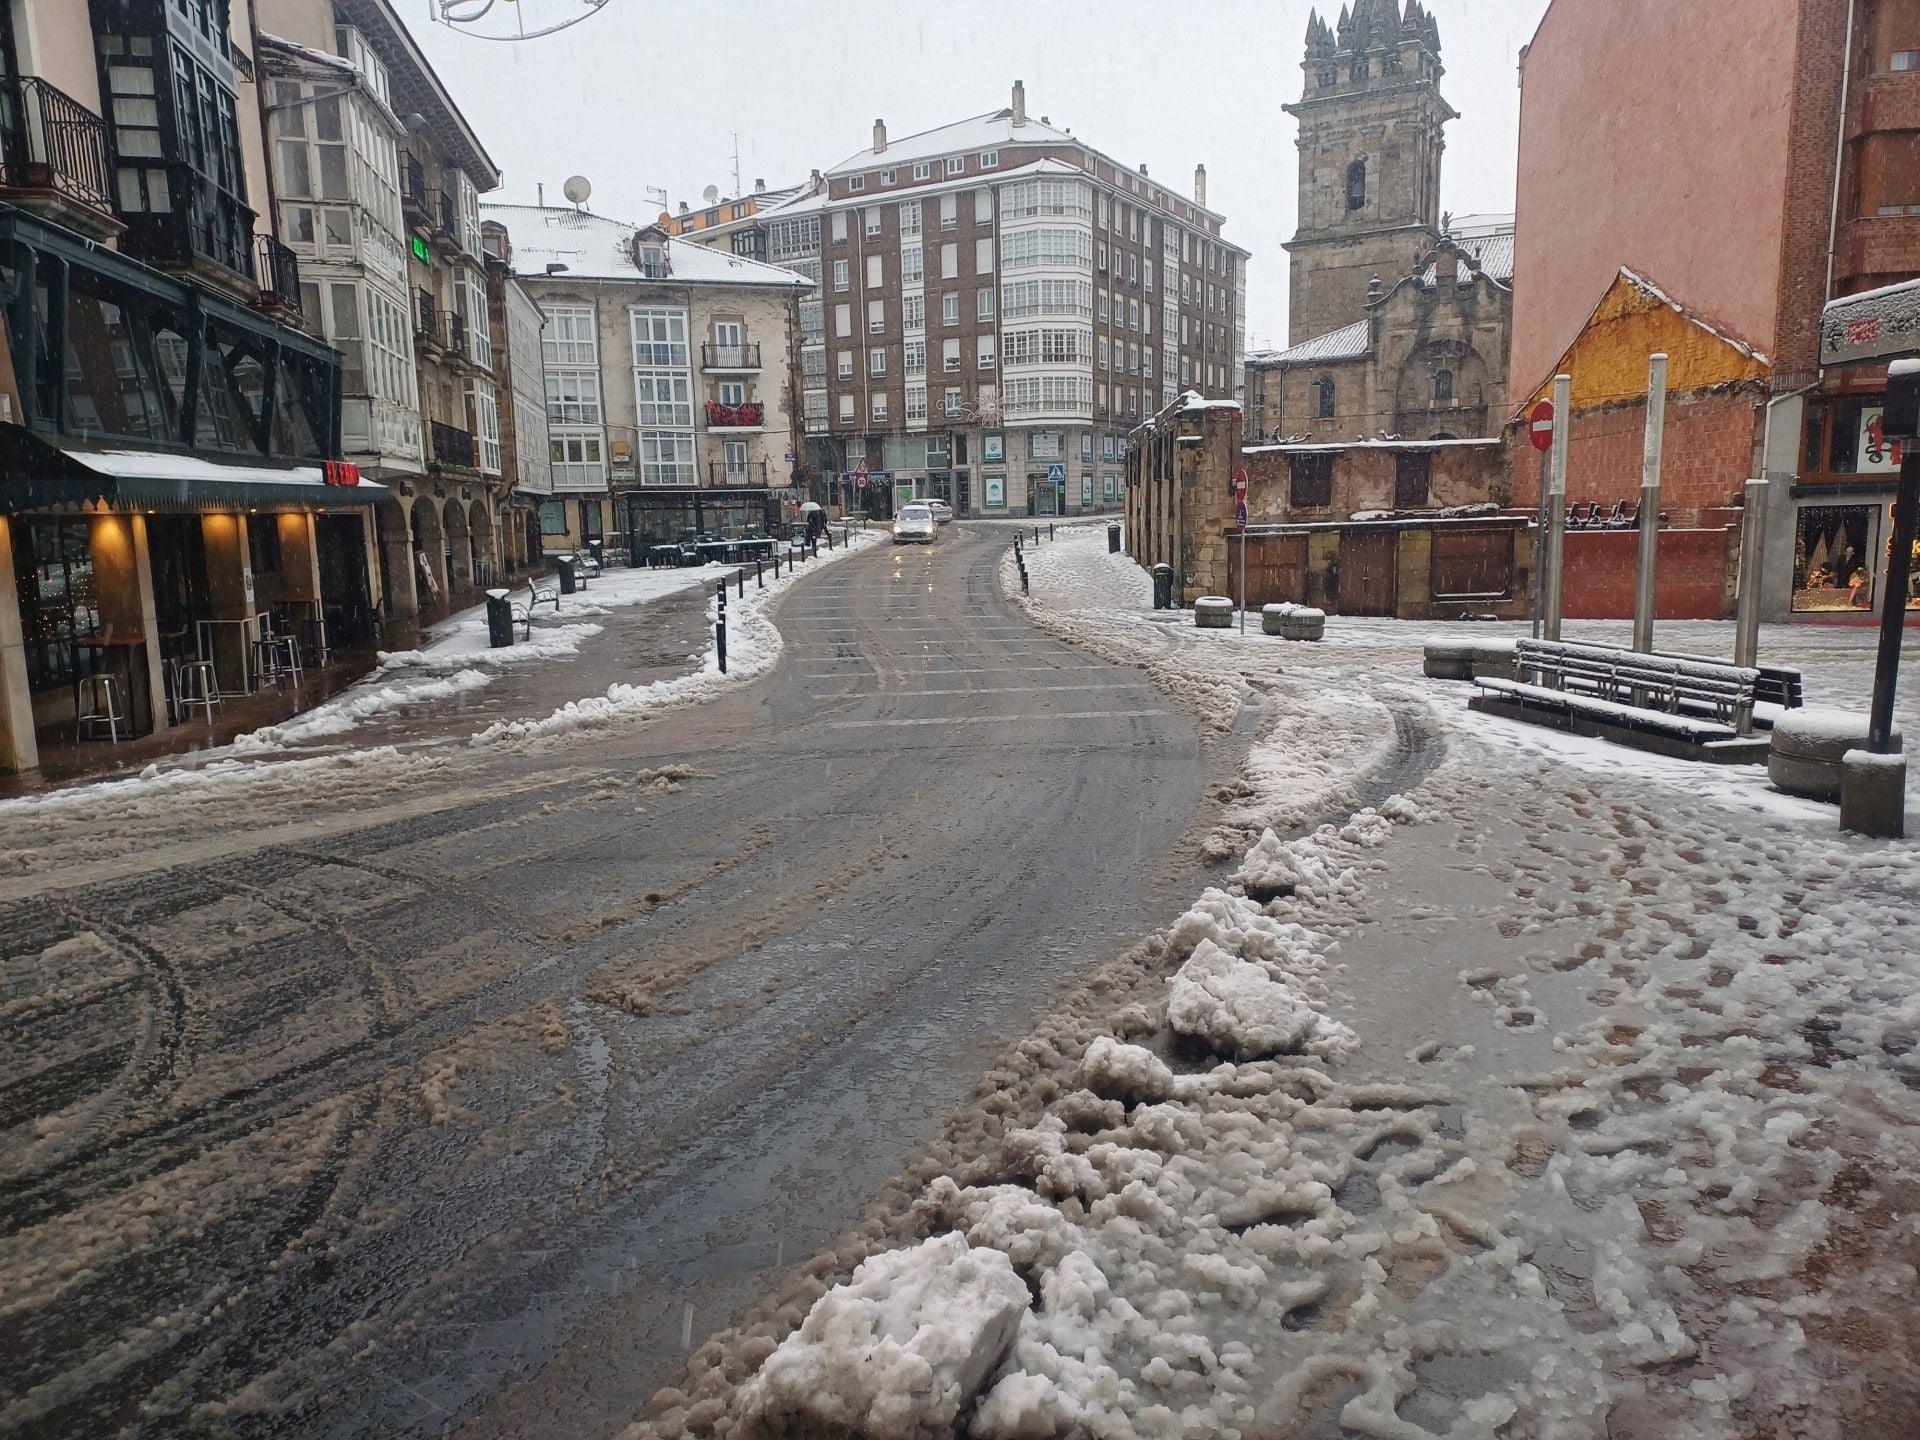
[510,573,562,640]
[1467,638,1776,764]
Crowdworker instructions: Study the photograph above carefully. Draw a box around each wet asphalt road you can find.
[1,523,1212,1439]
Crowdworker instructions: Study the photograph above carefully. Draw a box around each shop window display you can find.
[1792,504,1877,612]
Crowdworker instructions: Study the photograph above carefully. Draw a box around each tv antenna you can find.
[433,0,612,42]
[730,133,742,201]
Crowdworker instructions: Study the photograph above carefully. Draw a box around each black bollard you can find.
[756,558,764,589]
[716,614,727,673]
[737,568,745,599]
[1049,523,1055,541]
[774,551,782,579]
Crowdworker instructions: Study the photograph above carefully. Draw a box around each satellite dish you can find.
[702,184,720,205]
[562,175,591,206]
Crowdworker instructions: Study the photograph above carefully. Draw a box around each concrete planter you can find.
[1422,640,1474,680]
[1194,595,1235,629]
[1470,639,1519,681]
[1768,710,1902,801]
[1261,603,1325,641]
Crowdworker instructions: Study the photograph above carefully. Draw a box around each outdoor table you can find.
[697,540,736,563]
[649,544,681,569]
[196,613,268,695]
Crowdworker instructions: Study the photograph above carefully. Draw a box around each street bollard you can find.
[1049,523,1055,541]
[737,568,745,599]
[716,614,727,673]
[773,551,782,579]
[756,558,764,589]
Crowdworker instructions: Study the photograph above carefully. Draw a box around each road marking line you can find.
[799,665,1104,677]
[827,709,1167,728]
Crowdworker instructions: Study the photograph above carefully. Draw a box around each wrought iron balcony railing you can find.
[704,400,765,428]
[430,418,476,468]
[701,342,761,370]
[254,233,302,316]
[0,77,113,214]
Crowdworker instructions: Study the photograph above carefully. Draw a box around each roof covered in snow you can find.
[481,204,814,289]
[827,109,1077,177]
[1247,319,1371,368]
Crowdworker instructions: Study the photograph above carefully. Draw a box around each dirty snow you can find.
[636,524,1920,1440]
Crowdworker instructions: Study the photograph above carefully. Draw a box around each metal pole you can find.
[1733,477,1769,671]
[1868,449,1920,753]
[1532,447,1548,639]
[1632,353,1669,653]
[1542,373,1571,642]
[1239,523,1247,635]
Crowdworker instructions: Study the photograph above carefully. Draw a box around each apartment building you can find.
[0,0,382,774]
[256,0,502,633]
[483,218,551,571]
[485,203,811,559]
[814,83,1248,518]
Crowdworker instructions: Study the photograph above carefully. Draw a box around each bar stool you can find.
[75,674,124,743]
[176,660,220,723]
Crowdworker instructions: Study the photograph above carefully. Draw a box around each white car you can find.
[892,504,936,544]
[927,499,954,525]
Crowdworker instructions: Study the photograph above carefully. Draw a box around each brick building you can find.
[1509,0,1920,623]
[1247,4,1514,458]
[814,82,1248,519]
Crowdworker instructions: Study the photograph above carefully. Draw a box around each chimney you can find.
[678,201,690,214]
[1012,79,1026,127]
[1138,163,1148,177]
[873,118,886,153]
[1193,163,1207,207]
[754,177,765,192]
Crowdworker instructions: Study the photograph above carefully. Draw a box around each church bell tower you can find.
[1282,0,1456,342]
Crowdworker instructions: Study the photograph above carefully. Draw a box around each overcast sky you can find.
[399,0,1551,350]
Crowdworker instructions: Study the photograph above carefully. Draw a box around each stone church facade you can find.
[1246,0,1515,446]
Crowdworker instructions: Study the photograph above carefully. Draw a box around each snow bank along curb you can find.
[473,529,885,748]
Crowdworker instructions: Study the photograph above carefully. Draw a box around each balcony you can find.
[701,342,762,371]
[402,156,430,224]
[704,400,765,430]
[429,418,477,469]
[0,77,117,239]
[115,168,257,292]
[708,460,769,487]
[447,310,469,362]
[253,233,302,320]
[415,288,444,350]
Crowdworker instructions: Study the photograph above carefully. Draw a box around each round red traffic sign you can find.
[1528,399,1556,452]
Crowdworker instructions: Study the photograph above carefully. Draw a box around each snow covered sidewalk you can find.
[633,525,1920,1440]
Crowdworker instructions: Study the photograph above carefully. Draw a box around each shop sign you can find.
[983,433,1004,462]
[984,474,1006,508]
[1081,475,1093,503]
[1029,431,1062,460]
[322,460,361,486]
[1860,407,1907,473]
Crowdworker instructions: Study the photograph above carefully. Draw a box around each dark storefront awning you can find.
[0,425,386,515]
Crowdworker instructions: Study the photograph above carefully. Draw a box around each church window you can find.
[1318,66,1338,87]
[1346,159,1367,211]
[1434,368,1454,403]
[1395,452,1432,508]
[1315,376,1336,418]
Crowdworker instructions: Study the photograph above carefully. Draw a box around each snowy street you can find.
[0,524,1219,1438]
[7,521,1920,1440]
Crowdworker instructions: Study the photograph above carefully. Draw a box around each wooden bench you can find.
[1470,638,1768,761]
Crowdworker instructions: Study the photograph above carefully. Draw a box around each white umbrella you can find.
[799,501,823,512]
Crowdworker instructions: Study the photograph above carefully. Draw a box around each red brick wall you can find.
[1561,527,1738,620]
[1772,0,1852,389]
[1508,390,1760,523]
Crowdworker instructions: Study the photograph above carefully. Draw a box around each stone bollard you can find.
[1422,638,1475,680]
[1769,710,1902,802]
[1194,595,1235,629]
[1261,603,1324,641]
[1840,749,1907,838]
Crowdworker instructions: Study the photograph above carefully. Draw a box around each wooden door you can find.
[1226,533,1308,607]
[1337,529,1398,615]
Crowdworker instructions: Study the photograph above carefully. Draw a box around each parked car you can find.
[893,504,936,544]
[927,499,954,525]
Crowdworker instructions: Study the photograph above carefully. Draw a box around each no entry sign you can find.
[1528,399,1556,452]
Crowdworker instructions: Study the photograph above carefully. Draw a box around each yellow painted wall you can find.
[1522,272,1771,413]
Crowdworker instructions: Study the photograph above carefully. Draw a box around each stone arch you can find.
[468,498,496,586]
[410,497,447,616]
[442,499,472,598]
[376,499,415,626]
